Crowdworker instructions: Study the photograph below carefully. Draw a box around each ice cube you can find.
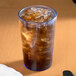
[31,7,37,12]
[22,29,37,48]
[21,7,52,22]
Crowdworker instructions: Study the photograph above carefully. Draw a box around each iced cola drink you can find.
[18,5,57,71]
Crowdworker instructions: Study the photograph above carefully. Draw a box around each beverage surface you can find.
[20,7,52,22]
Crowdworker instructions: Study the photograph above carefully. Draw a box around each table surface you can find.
[0,0,76,76]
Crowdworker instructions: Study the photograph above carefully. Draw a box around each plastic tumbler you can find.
[18,5,57,71]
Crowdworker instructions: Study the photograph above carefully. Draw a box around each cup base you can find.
[24,64,52,71]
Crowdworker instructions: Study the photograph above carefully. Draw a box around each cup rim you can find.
[18,5,57,23]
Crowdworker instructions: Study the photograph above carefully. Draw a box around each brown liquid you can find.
[21,21,55,70]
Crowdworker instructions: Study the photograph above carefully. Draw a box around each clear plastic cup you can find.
[18,5,57,71]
